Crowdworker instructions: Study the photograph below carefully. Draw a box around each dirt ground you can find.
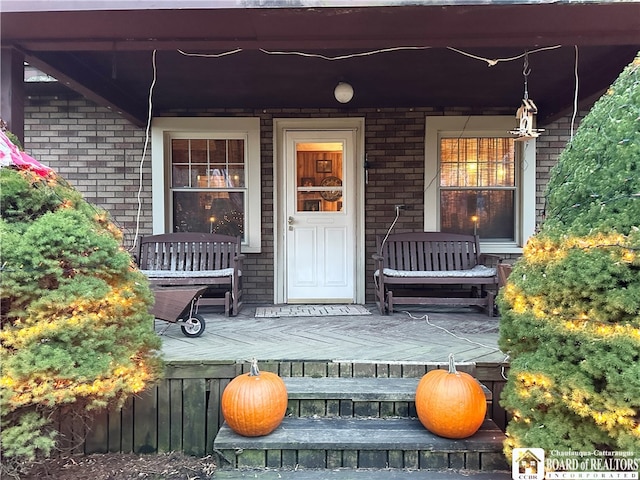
[3,452,217,480]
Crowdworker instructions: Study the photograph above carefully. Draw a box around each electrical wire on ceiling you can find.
[177,44,563,65]
[447,44,562,66]
[177,48,243,58]
[258,46,432,60]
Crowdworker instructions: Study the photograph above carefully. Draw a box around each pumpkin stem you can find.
[447,353,458,375]
[249,358,260,376]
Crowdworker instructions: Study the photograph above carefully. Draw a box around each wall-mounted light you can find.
[334,82,354,103]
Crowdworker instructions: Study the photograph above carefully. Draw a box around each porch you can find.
[155,302,511,440]
[64,303,512,473]
[158,303,507,366]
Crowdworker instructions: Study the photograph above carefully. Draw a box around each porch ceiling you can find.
[2,2,639,127]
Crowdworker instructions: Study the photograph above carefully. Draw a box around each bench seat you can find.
[137,232,244,316]
[373,232,500,316]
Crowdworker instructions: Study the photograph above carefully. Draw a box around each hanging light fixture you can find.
[334,82,354,103]
[511,52,544,141]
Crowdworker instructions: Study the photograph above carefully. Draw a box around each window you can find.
[440,137,515,240]
[151,118,261,253]
[425,116,536,253]
[170,137,245,236]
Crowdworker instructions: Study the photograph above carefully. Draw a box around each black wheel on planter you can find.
[180,313,206,337]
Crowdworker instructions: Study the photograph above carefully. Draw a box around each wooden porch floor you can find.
[157,304,508,366]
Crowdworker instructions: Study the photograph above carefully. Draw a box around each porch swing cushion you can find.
[140,268,238,278]
[377,264,496,278]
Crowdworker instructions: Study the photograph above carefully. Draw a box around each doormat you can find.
[255,305,372,318]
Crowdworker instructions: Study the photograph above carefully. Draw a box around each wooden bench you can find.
[373,232,500,316]
[137,232,244,316]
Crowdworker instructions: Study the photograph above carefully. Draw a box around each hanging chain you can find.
[523,51,531,100]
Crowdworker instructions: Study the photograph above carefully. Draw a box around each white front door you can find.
[284,130,356,303]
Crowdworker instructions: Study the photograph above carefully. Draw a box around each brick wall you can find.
[24,94,584,303]
[25,96,153,249]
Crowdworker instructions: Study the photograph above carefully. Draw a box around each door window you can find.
[295,143,344,213]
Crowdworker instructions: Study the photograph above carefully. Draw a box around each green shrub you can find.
[498,54,640,458]
[1,149,163,465]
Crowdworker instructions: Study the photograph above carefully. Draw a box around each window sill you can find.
[480,242,523,255]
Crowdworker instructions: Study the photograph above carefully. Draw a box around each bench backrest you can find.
[377,232,482,271]
[138,233,240,271]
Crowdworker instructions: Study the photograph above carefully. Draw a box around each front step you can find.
[214,469,512,479]
[285,377,423,401]
[214,417,507,471]
[284,376,492,418]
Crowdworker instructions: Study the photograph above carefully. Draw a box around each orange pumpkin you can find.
[221,358,288,437]
[415,353,486,439]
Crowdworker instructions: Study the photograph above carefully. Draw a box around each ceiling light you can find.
[334,82,354,103]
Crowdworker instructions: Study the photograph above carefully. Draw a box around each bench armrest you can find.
[479,253,503,266]
[233,254,245,275]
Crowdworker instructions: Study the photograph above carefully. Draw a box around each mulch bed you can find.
[2,452,217,480]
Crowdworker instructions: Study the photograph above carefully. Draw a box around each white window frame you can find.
[151,117,262,253]
[424,116,536,254]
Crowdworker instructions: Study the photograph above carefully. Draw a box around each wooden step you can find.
[284,376,491,419]
[284,376,492,401]
[214,469,512,479]
[284,377,422,401]
[214,417,508,471]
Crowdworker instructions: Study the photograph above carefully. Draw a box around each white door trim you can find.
[273,118,366,305]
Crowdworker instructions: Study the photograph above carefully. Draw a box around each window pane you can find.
[172,164,191,188]
[192,165,209,187]
[191,139,208,163]
[209,140,227,164]
[228,166,245,187]
[440,190,515,240]
[440,138,515,187]
[173,191,244,238]
[295,145,344,212]
[171,139,189,163]
[228,139,244,163]
[205,167,229,188]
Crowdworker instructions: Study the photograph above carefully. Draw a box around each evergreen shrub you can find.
[498,54,640,457]
[0,134,163,465]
